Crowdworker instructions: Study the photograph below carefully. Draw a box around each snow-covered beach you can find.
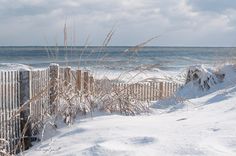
[1,0,236,155]
[1,48,236,156]
[23,64,236,156]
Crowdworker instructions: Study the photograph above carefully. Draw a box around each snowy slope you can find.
[24,89,236,156]
[24,65,236,156]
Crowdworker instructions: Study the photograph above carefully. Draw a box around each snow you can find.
[0,63,33,71]
[0,63,47,71]
[92,68,185,84]
[23,64,236,156]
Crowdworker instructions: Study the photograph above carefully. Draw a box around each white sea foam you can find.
[0,63,33,71]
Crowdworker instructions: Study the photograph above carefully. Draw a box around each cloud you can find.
[0,0,235,46]
[186,0,236,13]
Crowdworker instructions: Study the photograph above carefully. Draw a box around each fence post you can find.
[83,71,89,93]
[144,84,147,101]
[159,82,163,99]
[170,83,173,96]
[89,76,94,95]
[64,67,71,87]
[76,70,82,92]
[141,84,144,101]
[19,69,32,150]
[49,64,59,114]
[167,82,170,97]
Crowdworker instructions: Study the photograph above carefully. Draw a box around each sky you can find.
[0,0,236,46]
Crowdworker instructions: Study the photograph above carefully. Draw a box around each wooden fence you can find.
[0,71,20,155]
[0,64,95,155]
[0,69,51,155]
[95,79,182,102]
[30,69,50,136]
[0,64,182,155]
[111,81,182,101]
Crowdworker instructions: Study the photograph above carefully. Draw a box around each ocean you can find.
[0,46,236,73]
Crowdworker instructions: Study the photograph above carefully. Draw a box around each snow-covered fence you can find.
[0,64,95,155]
[58,67,94,96]
[30,69,50,136]
[1,64,180,154]
[0,70,20,155]
[111,81,182,101]
[0,69,50,155]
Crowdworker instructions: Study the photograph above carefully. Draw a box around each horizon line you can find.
[0,45,236,48]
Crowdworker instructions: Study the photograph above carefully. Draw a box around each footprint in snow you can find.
[176,118,187,121]
[210,128,220,132]
[127,137,156,145]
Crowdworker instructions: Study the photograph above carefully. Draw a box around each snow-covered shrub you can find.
[95,79,150,115]
[185,65,225,90]
[97,92,149,115]
[55,81,89,125]
[0,139,9,156]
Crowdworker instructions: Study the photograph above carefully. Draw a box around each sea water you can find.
[0,46,235,73]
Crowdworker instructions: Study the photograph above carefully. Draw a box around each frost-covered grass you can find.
[23,64,236,156]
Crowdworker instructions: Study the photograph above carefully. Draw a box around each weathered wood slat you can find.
[0,72,2,150]
[83,71,89,93]
[4,72,7,152]
[76,70,82,92]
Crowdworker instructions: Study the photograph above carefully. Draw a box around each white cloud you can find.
[0,0,235,46]
[186,0,236,12]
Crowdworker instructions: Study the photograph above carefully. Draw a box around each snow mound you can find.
[152,64,236,111]
[178,64,236,99]
[185,65,225,90]
[151,97,186,113]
